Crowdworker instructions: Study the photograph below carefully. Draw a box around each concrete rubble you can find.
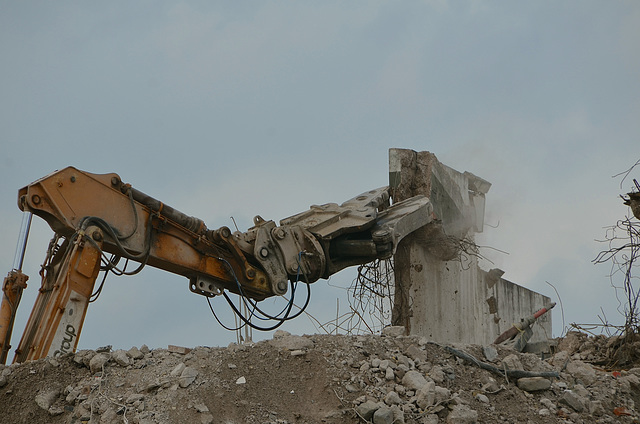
[0,329,639,423]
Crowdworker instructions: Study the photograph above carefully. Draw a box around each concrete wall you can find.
[389,148,552,348]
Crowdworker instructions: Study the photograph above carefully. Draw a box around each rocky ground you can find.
[0,328,639,424]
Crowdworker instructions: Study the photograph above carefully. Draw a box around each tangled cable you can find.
[207,252,312,331]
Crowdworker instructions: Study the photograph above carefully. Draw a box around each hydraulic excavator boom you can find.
[0,167,432,363]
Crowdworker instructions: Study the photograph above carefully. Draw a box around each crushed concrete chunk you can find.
[401,370,428,391]
[384,391,402,405]
[559,390,585,412]
[517,377,551,392]
[356,400,380,421]
[171,363,186,377]
[385,366,395,381]
[446,404,478,424]
[382,326,405,337]
[416,381,436,409]
[111,349,131,367]
[200,413,214,424]
[482,345,498,362]
[501,354,523,371]
[126,393,145,403]
[89,353,109,374]
[179,367,198,388]
[565,360,596,386]
[194,402,210,413]
[269,334,313,350]
[405,344,427,362]
[168,345,192,355]
[127,346,144,360]
[373,406,394,424]
[35,389,60,411]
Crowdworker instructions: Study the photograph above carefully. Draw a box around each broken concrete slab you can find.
[389,148,552,349]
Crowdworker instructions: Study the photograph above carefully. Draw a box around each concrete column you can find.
[389,148,551,346]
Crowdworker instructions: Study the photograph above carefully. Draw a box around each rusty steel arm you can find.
[19,167,433,301]
[18,167,275,300]
[5,167,433,362]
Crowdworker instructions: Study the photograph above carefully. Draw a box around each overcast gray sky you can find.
[1,1,639,352]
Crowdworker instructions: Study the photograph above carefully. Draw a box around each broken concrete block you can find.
[170,362,186,377]
[382,326,405,337]
[446,404,478,424]
[415,381,436,409]
[89,353,109,374]
[401,370,428,391]
[482,345,498,362]
[126,393,145,404]
[517,377,551,392]
[384,391,402,405]
[428,365,445,383]
[559,390,584,412]
[405,344,428,363]
[127,346,144,360]
[179,367,198,388]
[373,406,394,424]
[501,354,523,371]
[168,345,192,355]
[565,360,596,386]
[35,389,60,411]
[194,403,209,413]
[111,349,131,367]
[269,334,313,350]
[385,367,395,381]
[356,400,380,421]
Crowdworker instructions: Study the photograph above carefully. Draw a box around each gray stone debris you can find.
[356,399,380,421]
[35,388,60,411]
[559,389,585,412]
[170,362,186,377]
[373,405,394,424]
[446,404,478,424]
[401,370,429,391]
[382,326,406,337]
[501,354,524,371]
[385,366,395,380]
[565,359,596,386]
[127,346,144,360]
[516,376,551,392]
[269,331,314,350]
[179,366,199,388]
[89,352,109,374]
[415,381,436,409]
[2,331,638,423]
[194,402,210,413]
[111,349,131,367]
[384,390,402,405]
[482,345,498,362]
[406,344,428,363]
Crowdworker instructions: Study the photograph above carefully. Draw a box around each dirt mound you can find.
[1,329,639,423]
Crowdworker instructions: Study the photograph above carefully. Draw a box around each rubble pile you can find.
[1,328,639,423]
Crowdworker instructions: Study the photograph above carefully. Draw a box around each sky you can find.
[1,1,639,353]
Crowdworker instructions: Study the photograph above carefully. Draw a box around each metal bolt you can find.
[260,247,269,258]
[92,231,103,242]
[111,176,120,186]
[277,281,288,293]
[372,229,391,243]
[31,194,41,205]
[273,227,286,240]
[246,269,256,279]
[70,175,76,183]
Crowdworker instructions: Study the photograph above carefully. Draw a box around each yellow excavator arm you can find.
[1,167,432,363]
